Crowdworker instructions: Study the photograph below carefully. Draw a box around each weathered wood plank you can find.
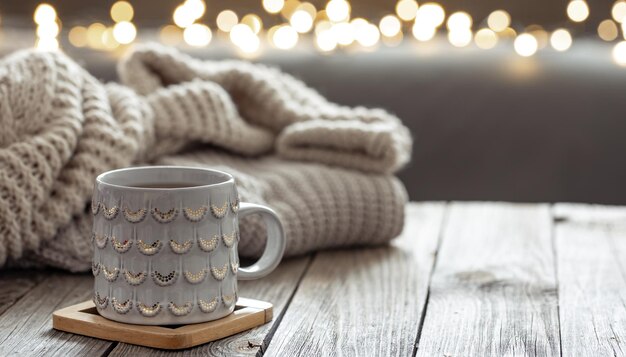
[264,202,446,356]
[553,203,626,224]
[555,204,626,356]
[108,256,311,356]
[0,273,114,356]
[416,202,560,356]
[0,269,46,316]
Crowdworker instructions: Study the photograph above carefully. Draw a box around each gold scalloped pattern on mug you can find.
[102,265,119,282]
[183,206,207,222]
[152,270,178,286]
[169,239,193,254]
[198,297,219,313]
[231,198,240,213]
[93,292,108,309]
[183,269,207,284]
[231,261,239,274]
[222,294,236,308]
[210,202,228,219]
[124,270,147,286]
[198,235,219,252]
[137,240,162,256]
[92,262,101,276]
[94,234,108,249]
[137,302,162,317]
[222,231,237,248]
[123,207,147,223]
[111,297,133,314]
[102,204,119,220]
[168,301,193,316]
[210,263,228,281]
[91,199,100,215]
[151,207,178,223]
[111,236,132,254]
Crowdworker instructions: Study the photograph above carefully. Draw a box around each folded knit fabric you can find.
[0,44,412,272]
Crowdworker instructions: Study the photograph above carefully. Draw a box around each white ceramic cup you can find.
[91,166,286,325]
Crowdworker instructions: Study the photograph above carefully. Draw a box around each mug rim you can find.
[96,165,235,192]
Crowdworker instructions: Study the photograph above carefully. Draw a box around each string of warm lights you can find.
[9,0,626,66]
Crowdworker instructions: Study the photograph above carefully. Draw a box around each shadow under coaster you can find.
[52,298,273,350]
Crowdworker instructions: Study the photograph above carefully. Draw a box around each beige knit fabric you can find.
[0,44,411,272]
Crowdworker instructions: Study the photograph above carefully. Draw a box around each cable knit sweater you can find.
[0,44,412,272]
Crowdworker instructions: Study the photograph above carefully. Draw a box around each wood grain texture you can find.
[0,269,46,315]
[108,256,311,356]
[553,203,626,223]
[0,273,114,356]
[555,204,626,356]
[264,202,446,356]
[416,202,560,356]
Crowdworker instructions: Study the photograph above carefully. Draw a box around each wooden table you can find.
[1,202,625,356]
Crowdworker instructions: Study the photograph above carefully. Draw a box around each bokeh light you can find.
[316,29,337,51]
[290,10,314,33]
[612,1,626,23]
[315,20,332,35]
[487,10,510,32]
[184,23,211,47]
[160,25,183,45]
[216,10,238,32]
[474,28,498,49]
[241,14,263,34]
[110,1,134,22]
[355,22,380,47]
[396,0,418,21]
[332,22,354,45]
[101,27,119,50]
[448,29,472,47]
[34,4,56,25]
[281,0,301,19]
[447,12,472,32]
[87,23,106,48]
[173,5,195,28]
[298,3,317,18]
[416,3,445,28]
[566,0,589,23]
[613,41,626,65]
[598,19,619,41]
[500,27,517,39]
[36,21,59,39]
[230,24,260,53]
[550,28,572,51]
[68,26,88,47]
[379,15,401,37]
[273,25,298,49]
[412,22,436,41]
[326,0,351,22]
[382,31,404,47]
[263,0,285,14]
[112,21,136,44]
[184,0,206,18]
[514,33,538,57]
[36,37,59,50]
[527,26,549,49]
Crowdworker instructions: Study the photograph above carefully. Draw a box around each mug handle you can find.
[237,202,286,280]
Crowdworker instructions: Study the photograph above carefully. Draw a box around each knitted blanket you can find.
[0,44,412,272]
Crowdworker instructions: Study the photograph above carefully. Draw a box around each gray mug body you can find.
[91,166,285,325]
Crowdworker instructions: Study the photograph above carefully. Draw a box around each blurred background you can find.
[1,0,626,203]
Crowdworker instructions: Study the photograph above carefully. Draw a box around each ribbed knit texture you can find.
[0,44,412,272]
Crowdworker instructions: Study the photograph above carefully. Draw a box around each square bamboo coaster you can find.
[52,298,273,350]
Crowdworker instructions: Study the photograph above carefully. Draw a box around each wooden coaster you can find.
[52,298,273,350]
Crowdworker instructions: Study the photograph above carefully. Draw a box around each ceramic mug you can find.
[90,166,286,325]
